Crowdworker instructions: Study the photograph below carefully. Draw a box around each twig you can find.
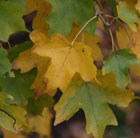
[71,15,97,45]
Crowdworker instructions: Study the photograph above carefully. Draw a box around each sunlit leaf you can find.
[33,34,97,95]
[24,0,51,33]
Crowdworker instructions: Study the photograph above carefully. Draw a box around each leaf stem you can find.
[109,29,115,51]
[71,15,97,46]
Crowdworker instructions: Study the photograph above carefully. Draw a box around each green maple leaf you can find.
[102,49,139,90]
[0,0,26,41]
[47,0,96,35]
[8,41,33,62]
[0,47,14,77]
[117,1,140,31]
[54,75,134,138]
[0,70,36,106]
[0,92,27,131]
[27,94,54,115]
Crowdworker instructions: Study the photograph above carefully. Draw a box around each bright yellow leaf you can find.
[27,108,53,138]
[24,0,51,33]
[33,34,98,95]
[67,24,103,61]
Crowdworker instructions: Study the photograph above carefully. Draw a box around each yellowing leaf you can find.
[24,0,51,33]
[54,72,135,138]
[116,28,131,49]
[27,108,53,137]
[0,93,27,132]
[67,24,103,61]
[126,0,138,11]
[117,26,140,77]
[2,128,25,138]
[33,34,97,95]
[117,1,140,31]
[136,0,140,14]
[117,26,140,59]
[13,30,50,96]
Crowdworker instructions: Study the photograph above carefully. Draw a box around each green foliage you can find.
[0,0,26,41]
[0,47,14,77]
[102,49,139,89]
[55,75,134,138]
[0,0,140,138]
[117,1,140,31]
[27,94,54,115]
[47,0,96,35]
[0,70,36,106]
[0,92,27,131]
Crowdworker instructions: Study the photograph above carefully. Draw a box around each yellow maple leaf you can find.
[33,34,97,95]
[13,30,50,96]
[24,0,51,33]
[27,108,53,138]
[67,24,103,61]
[1,128,25,138]
[135,0,140,14]
[117,25,140,61]
[126,0,138,11]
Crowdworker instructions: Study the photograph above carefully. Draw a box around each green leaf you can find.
[0,47,14,77]
[102,49,139,90]
[0,70,36,106]
[47,0,96,35]
[54,76,134,138]
[117,1,140,31]
[8,41,33,62]
[27,94,54,115]
[0,92,27,132]
[0,0,26,41]
[106,0,117,15]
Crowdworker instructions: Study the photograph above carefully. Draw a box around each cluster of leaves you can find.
[1,0,140,138]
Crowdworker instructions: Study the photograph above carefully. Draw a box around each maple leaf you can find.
[0,70,35,106]
[67,24,103,61]
[0,92,27,132]
[24,0,51,33]
[47,0,96,35]
[27,108,53,137]
[0,47,14,77]
[1,128,25,138]
[0,0,26,41]
[116,26,140,77]
[54,72,135,138]
[27,94,54,115]
[33,34,97,95]
[116,25,140,60]
[135,0,140,13]
[102,49,139,90]
[117,1,140,31]
[13,30,50,97]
